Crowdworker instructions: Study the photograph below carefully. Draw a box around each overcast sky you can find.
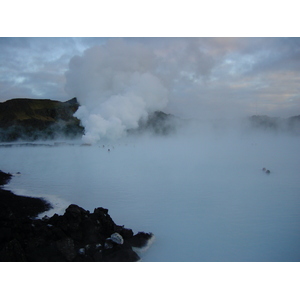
[1,37,299,119]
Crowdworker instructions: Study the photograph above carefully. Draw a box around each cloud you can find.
[0,37,100,101]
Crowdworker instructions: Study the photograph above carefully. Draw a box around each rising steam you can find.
[65,39,168,143]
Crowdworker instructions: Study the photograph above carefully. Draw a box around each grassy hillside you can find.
[0,98,84,141]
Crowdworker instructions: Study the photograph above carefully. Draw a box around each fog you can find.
[1,124,300,262]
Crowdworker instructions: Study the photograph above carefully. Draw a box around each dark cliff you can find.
[0,97,84,141]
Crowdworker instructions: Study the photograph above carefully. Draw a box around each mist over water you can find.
[1,125,300,261]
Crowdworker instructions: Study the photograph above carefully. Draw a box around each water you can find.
[1,131,300,261]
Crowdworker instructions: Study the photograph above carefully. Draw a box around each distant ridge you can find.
[128,110,182,136]
[248,115,300,134]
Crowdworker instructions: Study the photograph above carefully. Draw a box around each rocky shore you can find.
[0,170,153,262]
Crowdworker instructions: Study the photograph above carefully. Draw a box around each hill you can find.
[248,115,300,134]
[0,98,84,141]
[128,110,182,136]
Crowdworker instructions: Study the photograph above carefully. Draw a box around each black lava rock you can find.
[0,172,154,261]
[0,170,12,186]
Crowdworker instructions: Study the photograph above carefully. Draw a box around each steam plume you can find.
[65,39,168,143]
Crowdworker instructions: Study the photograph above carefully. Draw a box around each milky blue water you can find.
[1,131,300,261]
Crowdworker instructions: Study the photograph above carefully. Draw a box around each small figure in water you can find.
[262,168,270,174]
[108,149,110,152]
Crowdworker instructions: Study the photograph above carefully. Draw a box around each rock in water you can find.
[128,232,154,248]
[110,232,124,244]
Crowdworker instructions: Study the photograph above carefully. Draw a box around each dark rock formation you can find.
[0,97,84,142]
[0,170,12,186]
[0,170,153,262]
[127,232,154,248]
[128,111,182,136]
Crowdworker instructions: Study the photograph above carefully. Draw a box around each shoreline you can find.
[0,170,52,219]
[0,170,154,262]
[5,187,71,219]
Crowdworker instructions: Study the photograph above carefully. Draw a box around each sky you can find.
[1,37,299,121]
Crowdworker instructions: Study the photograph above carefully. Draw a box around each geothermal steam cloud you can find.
[65,39,169,143]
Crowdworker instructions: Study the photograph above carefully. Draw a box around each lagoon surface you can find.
[1,131,300,262]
